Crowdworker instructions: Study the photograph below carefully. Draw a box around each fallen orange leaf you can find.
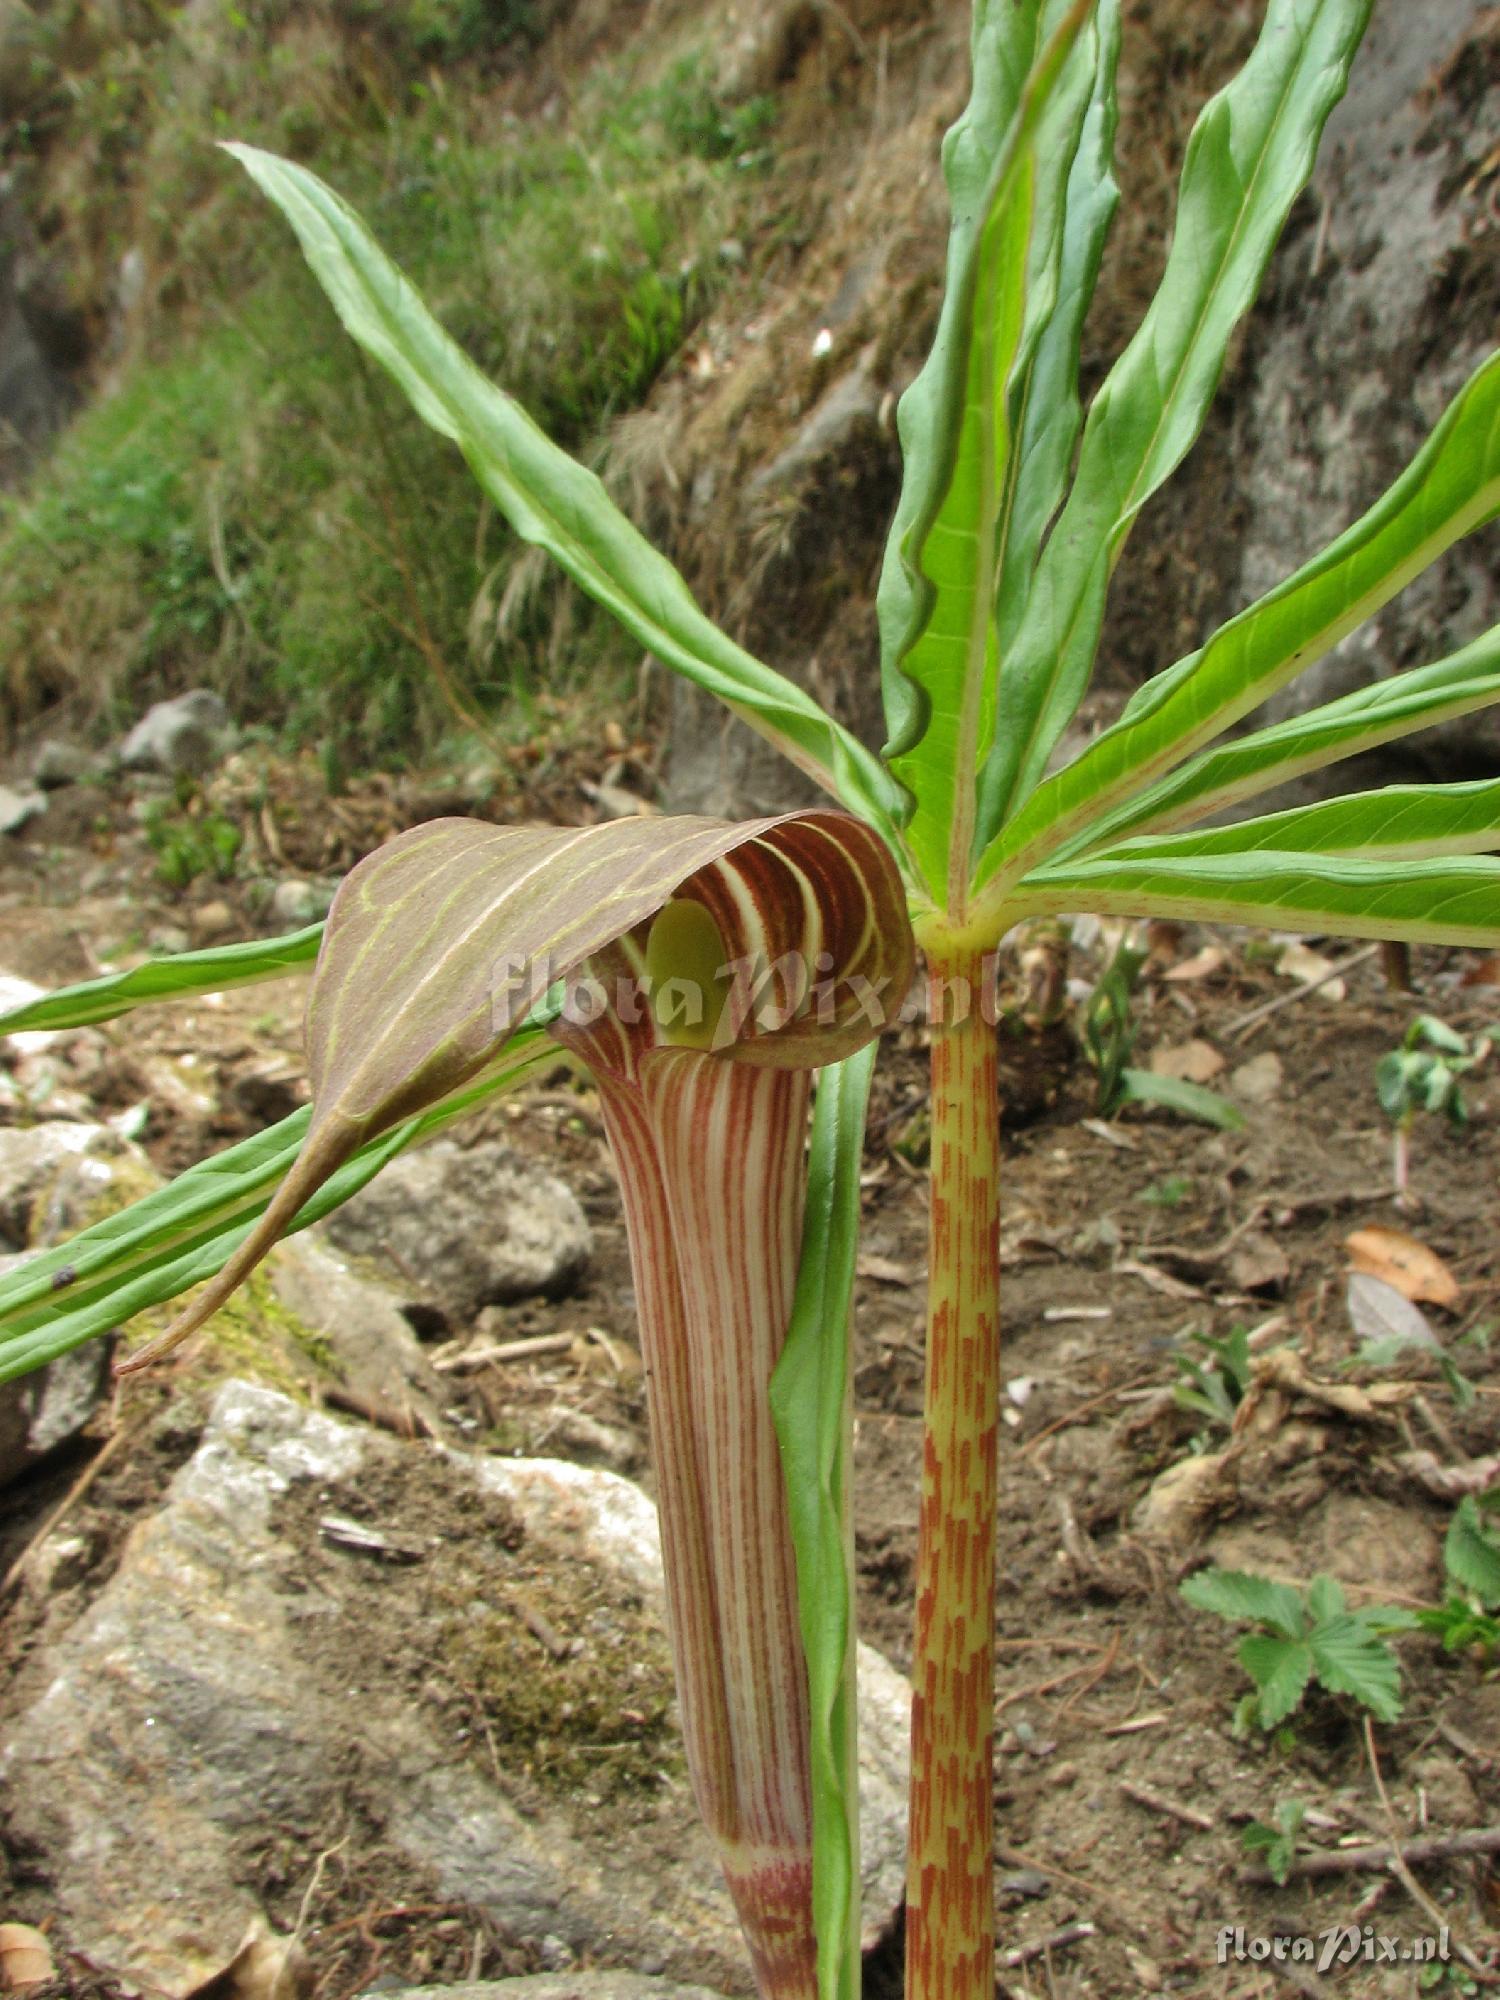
[1345,1224,1460,1308]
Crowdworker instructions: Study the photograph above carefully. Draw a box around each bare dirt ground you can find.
[0,768,1498,2000]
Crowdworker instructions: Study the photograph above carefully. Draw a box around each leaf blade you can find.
[978,0,1376,833]
[1181,1566,1306,1638]
[982,353,1500,893]
[0,925,324,1035]
[1089,775,1500,867]
[769,1044,878,2000]
[877,0,1100,902]
[1240,1634,1315,1727]
[227,144,905,846]
[1017,850,1500,948]
[0,1028,556,1384]
[1117,1066,1246,1130]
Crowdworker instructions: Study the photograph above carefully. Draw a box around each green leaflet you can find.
[1116,1068,1245,1131]
[0,925,323,1035]
[768,1044,877,2000]
[0,1028,557,1384]
[984,352,1500,898]
[976,0,1375,845]
[1047,624,1500,861]
[1016,849,1500,946]
[227,145,907,856]
[876,0,1099,904]
[1094,778,1500,865]
[995,0,1121,661]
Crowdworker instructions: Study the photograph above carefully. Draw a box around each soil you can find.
[0,770,1499,2000]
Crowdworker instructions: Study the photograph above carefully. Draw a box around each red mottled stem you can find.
[906,949,1001,1998]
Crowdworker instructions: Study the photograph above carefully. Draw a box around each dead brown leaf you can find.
[1277,941,1346,1000]
[0,1926,53,1994]
[1226,1232,1291,1294]
[857,1252,917,1286]
[1346,1225,1460,1308]
[1397,1450,1500,1500]
[1148,1038,1226,1084]
[1161,945,1228,983]
[179,1922,310,2000]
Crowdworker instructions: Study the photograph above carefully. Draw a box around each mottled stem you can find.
[906,949,1001,1998]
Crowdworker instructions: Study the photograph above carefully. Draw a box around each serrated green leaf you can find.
[982,356,1500,898]
[1240,1634,1315,1727]
[1304,1574,1346,1623]
[1181,1566,1306,1637]
[0,925,323,1035]
[1016,850,1500,948]
[768,1044,877,2000]
[1445,1496,1500,1607]
[1307,1613,1403,1722]
[878,0,1098,902]
[227,145,905,851]
[977,0,1375,837]
[1117,1066,1245,1130]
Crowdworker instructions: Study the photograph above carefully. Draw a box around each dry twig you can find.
[1119,1779,1215,1833]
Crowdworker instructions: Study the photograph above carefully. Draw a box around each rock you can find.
[119,689,234,777]
[1228,1052,1283,1104]
[0,782,46,833]
[0,1119,159,1253]
[31,738,97,789]
[0,1381,909,1992]
[1234,7,1500,770]
[269,1234,447,1426]
[0,971,60,1054]
[1410,1754,1480,1829]
[268,878,335,928]
[323,1141,592,1323]
[0,190,79,488]
[0,1127,158,1486]
[746,349,880,496]
[189,898,237,943]
[714,0,818,99]
[390,1981,730,2000]
[0,1251,112,1488]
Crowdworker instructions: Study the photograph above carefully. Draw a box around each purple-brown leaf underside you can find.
[121,810,912,1373]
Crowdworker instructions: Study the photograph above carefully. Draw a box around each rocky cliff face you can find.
[1234,2,1500,770]
[0,191,83,489]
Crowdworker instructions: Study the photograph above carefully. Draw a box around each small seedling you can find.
[1420,1961,1481,1995]
[1417,1495,1500,1664]
[1376,1015,1495,1204]
[1172,1324,1252,1434]
[1140,1174,1193,1208]
[1080,942,1243,1132]
[143,799,243,889]
[1180,1568,1417,1734]
[1241,1798,1305,1886]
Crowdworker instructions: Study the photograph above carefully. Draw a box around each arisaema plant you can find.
[4,2,1500,1994]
